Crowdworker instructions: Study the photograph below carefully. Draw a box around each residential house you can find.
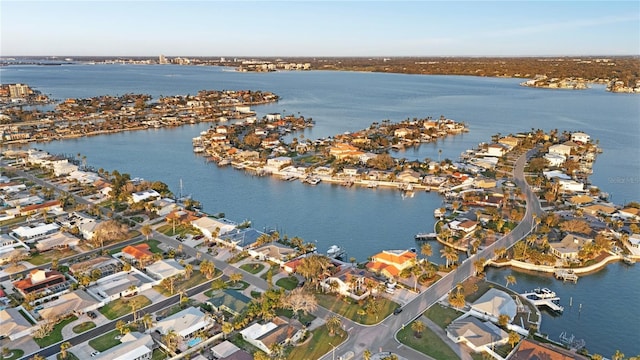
[448,220,478,233]
[511,339,589,360]
[0,182,26,193]
[93,332,155,360]
[394,128,412,138]
[618,207,640,221]
[52,160,78,176]
[88,271,149,301]
[0,308,33,340]
[321,268,370,300]
[470,288,517,320]
[35,232,79,252]
[486,143,507,157]
[122,243,155,266]
[366,249,417,279]
[131,190,161,203]
[69,256,120,278]
[18,200,63,217]
[145,259,185,280]
[544,152,566,167]
[581,204,616,217]
[11,223,60,242]
[165,209,199,227]
[570,132,591,144]
[240,317,304,355]
[568,195,594,206]
[397,169,421,183]
[557,179,585,193]
[498,136,521,149]
[191,216,237,238]
[446,317,509,353]
[549,234,592,259]
[211,341,242,359]
[329,143,364,160]
[155,307,213,340]
[250,242,296,264]
[13,269,67,297]
[38,290,99,321]
[207,289,251,316]
[548,144,573,158]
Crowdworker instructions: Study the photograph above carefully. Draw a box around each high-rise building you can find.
[159,54,168,64]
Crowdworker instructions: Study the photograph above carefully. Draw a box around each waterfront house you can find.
[265,157,292,171]
[155,306,213,340]
[207,289,251,316]
[282,257,304,273]
[557,179,585,193]
[581,204,616,217]
[92,332,155,360]
[13,269,67,297]
[329,143,365,160]
[470,288,517,320]
[446,317,509,353]
[448,220,478,233]
[165,209,199,226]
[548,144,573,158]
[544,152,566,167]
[397,169,421,183]
[485,143,508,157]
[191,216,237,238]
[617,207,640,221]
[511,339,589,360]
[568,195,594,206]
[321,268,371,301]
[366,249,417,279]
[571,132,591,144]
[498,136,521,149]
[250,242,296,264]
[0,308,33,340]
[549,234,592,259]
[130,189,161,203]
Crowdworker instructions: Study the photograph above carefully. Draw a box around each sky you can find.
[1,1,639,57]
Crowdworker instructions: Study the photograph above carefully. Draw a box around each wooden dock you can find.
[554,270,578,283]
[520,288,564,313]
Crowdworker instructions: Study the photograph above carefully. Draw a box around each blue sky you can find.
[2,1,639,57]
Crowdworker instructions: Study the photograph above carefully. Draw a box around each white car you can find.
[91,351,100,357]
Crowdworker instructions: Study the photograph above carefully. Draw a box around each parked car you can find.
[393,307,403,315]
[91,351,100,357]
[87,311,97,319]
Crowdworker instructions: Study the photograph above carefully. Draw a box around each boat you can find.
[366,182,378,188]
[532,287,557,299]
[303,176,321,185]
[622,255,636,265]
[327,245,345,259]
[434,208,445,218]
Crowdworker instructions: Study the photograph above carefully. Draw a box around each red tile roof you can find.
[122,243,153,260]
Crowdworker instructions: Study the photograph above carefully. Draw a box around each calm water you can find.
[1,64,639,355]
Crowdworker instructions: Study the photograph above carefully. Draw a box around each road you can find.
[318,149,543,360]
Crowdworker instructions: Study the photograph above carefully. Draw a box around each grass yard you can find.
[154,272,211,297]
[275,308,316,325]
[157,224,197,237]
[145,239,163,253]
[315,293,398,325]
[276,276,299,290]
[151,348,168,360]
[72,321,96,334]
[28,248,77,265]
[260,263,281,279]
[397,320,460,360]
[34,316,78,348]
[89,329,121,352]
[0,215,28,227]
[99,295,152,320]
[424,303,465,328]
[57,352,80,360]
[0,349,24,360]
[286,325,346,360]
[239,262,264,274]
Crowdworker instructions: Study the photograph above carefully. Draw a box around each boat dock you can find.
[415,232,437,240]
[554,269,578,283]
[520,288,564,313]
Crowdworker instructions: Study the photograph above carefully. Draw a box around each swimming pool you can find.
[187,337,202,347]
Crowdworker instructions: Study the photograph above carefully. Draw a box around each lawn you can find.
[424,304,465,329]
[154,272,212,297]
[89,329,121,352]
[145,239,163,253]
[0,215,27,227]
[276,276,299,290]
[34,316,78,348]
[315,293,398,325]
[28,248,77,265]
[260,263,281,279]
[286,325,347,360]
[99,295,152,320]
[72,321,96,334]
[240,262,264,274]
[151,348,168,360]
[57,352,80,360]
[275,308,316,325]
[397,320,460,360]
[0,349,24,360]
[157,224,196,237]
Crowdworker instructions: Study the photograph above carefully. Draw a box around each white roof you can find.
[155,307,209,338]
[94,332,154,360]
[145,259,184,279]
[211,340,240,358]
[240,321,278,340]
[12,223,59,238]
[471,288,517,319]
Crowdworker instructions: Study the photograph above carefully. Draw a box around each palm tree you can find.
[326,315,342,336]
[508,331,520,348]
[505,275,517,288]
[184,264,193,280]
[141,313,154,331]
[420,243,432,261]
[411,320,425,338]
[229,272,243,285]
[440,246,458,268]
[474,258,486,276]
[222,321,234,340]
[30,355,45,360]
[140,224,152,240]
[162,329,180,354]
[60,341,72,359]
[612,350,625,360]
[115,319,129,335]
[363,349,372,360]
[498,314,511,327]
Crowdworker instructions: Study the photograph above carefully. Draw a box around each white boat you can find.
[327,245,345,259]
[532,288,557,299]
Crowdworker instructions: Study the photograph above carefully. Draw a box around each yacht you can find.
[327,245,345,259]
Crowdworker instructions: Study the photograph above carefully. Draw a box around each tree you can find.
[229,272,243,285]
[141,313,154,331]
[211,278,227,291]
[296,254,332,290]
[30,355,45,360]
[282,288,318,319]
[505,275,517,288]
[184,264,193,280]
[612,350,625,360]
[162,329,180,354]
[420,243,432,261]
[161,276,177,295]
[498,314,511,327]
[60,341,72,359]
[440,246,459,268]
[222,321,234,339]
[363,349,372,360]
[474,258,486,276]
[140,224,152,240]
[411,320,425,338]
[115,319,130,335]
[92,219,129,249]
[326,315,342,336]
[199,260,216,279]
[508,331,520,348]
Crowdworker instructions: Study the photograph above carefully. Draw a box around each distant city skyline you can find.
[2,1,639,57]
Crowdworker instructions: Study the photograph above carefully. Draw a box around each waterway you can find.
[1,64,639,355]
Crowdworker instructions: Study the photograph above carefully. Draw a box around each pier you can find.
[554,269,578,283]
[520,288,564,313]
[415,232,438,240]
